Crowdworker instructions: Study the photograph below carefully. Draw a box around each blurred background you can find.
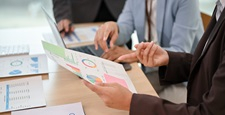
[0,0,53,29]
[0,0,216,29]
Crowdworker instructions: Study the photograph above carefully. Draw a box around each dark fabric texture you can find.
[53,0,125,23]
[130,7,225,115]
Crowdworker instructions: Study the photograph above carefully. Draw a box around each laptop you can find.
[42,7,131,70]
[0,44,29,57]
[42,7,104,56]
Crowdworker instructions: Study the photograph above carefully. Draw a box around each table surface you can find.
[0,24,158,115]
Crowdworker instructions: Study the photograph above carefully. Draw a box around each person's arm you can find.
[158,51,192,85]
[83,80,132,111]
[53,0,74,35]
[83,54,225,115]
[85,47,225,115]
[115,0,135,46]
[94,22,119,52]
[162,0,203,53]
[131,49,225,114]
[101,46,138,63]
[118,42,169,66]
[94,0,135,51]
[53,0,72,23]
[118,42,191,84]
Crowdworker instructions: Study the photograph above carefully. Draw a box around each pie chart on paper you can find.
[9,70,22,75]
[82,59,96,68]
[86,74,102,83]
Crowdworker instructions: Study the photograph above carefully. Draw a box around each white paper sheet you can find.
[43,26,98,48]
[0,76,46,113]
[0,54,48,78]
[63,26,97,45]
[42,41,137,93]
[12,102,85,115]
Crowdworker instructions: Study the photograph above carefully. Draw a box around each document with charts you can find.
[0,54,48,78]
[63,26,98,47]
[0,76,46,113]
[43,26,98,48]
[12,102,84,115]
[42,41,136,93]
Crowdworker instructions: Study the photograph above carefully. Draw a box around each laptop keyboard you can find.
[0,44,30,57]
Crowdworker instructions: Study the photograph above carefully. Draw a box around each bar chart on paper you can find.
[0,54,48,78]
[63,26,98,45]
[87,74,102,83]
[0,76,46,113]
[12,102,85,115]
[42,41,137,93]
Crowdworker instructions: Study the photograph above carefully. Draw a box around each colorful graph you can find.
[64,54,78,65]
[87,75,102,83]
[9,70,22,75]
[31,57,38,62]
[104,74,128,88]
[66,64,82,77]
[10,60,23,66]
[30,63,38,68]
[82,59,96,68]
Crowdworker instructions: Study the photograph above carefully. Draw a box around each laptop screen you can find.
[41,6,106,57]
[41,6,67,48]
[41,6,132,71]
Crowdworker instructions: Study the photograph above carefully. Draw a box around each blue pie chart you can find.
[9,70,22,75]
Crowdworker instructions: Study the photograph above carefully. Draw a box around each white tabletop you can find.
[0,26,52,55]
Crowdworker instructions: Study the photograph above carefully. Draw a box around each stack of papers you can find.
[12,102,85,115]
[64,26,98,48]
[0,54,48,78]
[43,26,98,48]
[0,76,46,113]
[42,41,137,93]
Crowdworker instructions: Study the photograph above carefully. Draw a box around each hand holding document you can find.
[42,41,136,93]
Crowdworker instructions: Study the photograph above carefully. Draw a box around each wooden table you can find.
[0,25,158,115]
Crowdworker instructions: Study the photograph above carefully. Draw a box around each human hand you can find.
[57,19,74,37]
[83,80,132,110]
[101,46,138,63]
[118,42,169,67]
[136,42,169,67]
[94,21,119,52]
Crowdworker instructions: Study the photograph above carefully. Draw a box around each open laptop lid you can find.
[41,6,131,71]
[42,6,108,57]
[42,6,104,56]
[41,6,67,48]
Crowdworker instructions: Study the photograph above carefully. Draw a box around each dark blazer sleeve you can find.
[130,9,225,114]
[158,51,192,85]
[130,49,225,115]
[53,0,72,23]
[130,94,191,115]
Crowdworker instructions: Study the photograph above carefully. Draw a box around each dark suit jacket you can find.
[53,0,125,23]
[130,7,225,115]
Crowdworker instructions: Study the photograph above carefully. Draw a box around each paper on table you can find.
[0,54,48,78]
[42,41,137,93]
[12,102,85,115]
[63,26,98,47]
[0,76,46,113]
[43,26,98,48]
